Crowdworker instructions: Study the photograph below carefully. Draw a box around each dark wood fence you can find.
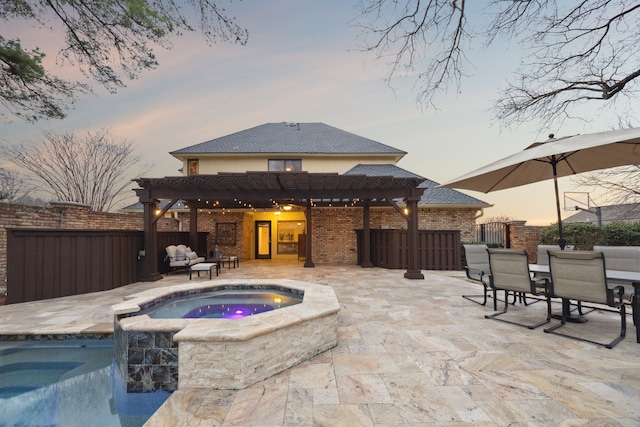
[6,229,209,304]
[356,229,461,270]
[6,229,143,304]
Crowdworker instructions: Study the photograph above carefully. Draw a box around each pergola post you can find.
[141,199,162,282]
[361,202,373,268]
[304,202,315,267]
[189,206,198,254]
[404,195,424,280]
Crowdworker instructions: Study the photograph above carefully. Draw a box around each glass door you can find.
[255,221,271,259]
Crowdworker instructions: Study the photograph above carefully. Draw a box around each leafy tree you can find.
[1,0,248,122]
[0,129,150,211]
[355,1,640,128]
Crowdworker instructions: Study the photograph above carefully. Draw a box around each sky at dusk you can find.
[2,1,630,225]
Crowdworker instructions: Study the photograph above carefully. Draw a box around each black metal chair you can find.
[485,248,551,329]
[544,250,626,349]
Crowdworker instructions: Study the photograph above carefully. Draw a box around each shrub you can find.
[539,221,640,248]
[602,221,640,245]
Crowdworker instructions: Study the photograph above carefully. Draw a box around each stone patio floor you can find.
[1,261,639,426]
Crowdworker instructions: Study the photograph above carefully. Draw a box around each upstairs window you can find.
[268,159,302,172]
[188,159,199,175]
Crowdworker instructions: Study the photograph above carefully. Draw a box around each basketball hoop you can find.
[564,192,590,211]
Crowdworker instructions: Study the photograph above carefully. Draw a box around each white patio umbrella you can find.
[440,127,640,248]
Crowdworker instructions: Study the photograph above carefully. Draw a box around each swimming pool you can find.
[0,339,170,427]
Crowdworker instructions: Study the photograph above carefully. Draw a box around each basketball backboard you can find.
[564,192,590,211]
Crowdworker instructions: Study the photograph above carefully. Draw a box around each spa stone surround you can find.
[112,279,340,391]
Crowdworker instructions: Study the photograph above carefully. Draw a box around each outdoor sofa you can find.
[165,244,205,273]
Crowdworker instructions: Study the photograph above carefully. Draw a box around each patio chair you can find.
[462,244,497,310]
[544,250,626,349]
[165,244,205,275]
[536,244,589,316]
[485,248,552,329]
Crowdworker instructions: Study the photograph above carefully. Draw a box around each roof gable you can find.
[170,122,407,156]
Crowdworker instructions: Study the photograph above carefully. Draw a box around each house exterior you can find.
[134,122,490,269]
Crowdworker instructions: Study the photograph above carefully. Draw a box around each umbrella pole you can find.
[552,158,566,249]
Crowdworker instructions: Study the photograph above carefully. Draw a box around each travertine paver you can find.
[1,261,639,426]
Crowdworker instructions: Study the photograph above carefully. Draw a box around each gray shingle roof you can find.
[345,164,491,207]
[170,122,407,155]
[564,202,640,224]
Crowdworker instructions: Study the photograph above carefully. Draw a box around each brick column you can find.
[506,220,542,262]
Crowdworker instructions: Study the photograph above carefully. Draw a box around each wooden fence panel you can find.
[419,230,461,270]
[6,229,143,304]
[357,229,461,270]
[6,230,211,304]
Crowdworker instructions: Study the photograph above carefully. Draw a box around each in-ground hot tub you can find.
[112,279,340,391]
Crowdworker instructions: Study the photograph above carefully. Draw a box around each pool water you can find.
[143,288,303,319]
[0,339,171,427]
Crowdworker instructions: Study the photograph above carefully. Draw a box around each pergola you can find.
[134,171,426,280]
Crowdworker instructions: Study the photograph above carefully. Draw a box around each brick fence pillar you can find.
[506,220,543,262]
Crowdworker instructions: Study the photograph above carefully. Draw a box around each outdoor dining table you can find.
[529,264,640,343]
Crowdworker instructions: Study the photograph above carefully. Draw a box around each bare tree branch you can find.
[0,167,29,201]
[0,128,152,211]
[356,0,640,127]
[354,0,470,109]
[573,165,640,207]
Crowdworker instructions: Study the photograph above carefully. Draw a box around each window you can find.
[188,159,199,175]
[268,159,302,172]
[277,220,305,254]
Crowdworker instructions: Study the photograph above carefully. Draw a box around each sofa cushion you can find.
[170,259,189,267]
[176,247,187,261]
[166,245,178,261]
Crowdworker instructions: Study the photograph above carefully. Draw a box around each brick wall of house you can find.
[369,207,477,242]
[312,208,362,264]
